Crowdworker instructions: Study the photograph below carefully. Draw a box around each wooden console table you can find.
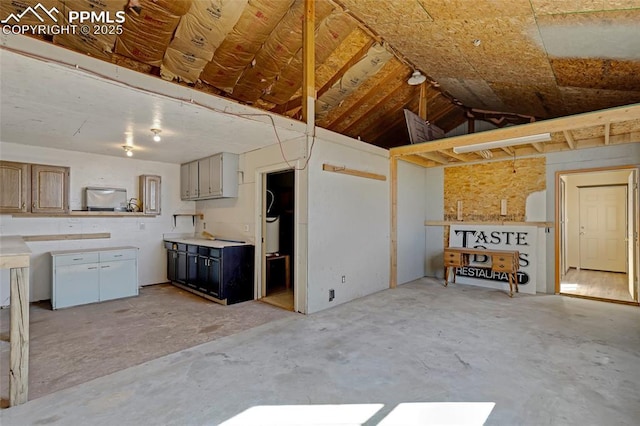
[444,247,520,297]
[0,236,31,406]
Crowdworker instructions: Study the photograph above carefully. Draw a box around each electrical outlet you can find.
[203,222,206,229]
[329,289,335,301]
[244,224,250,232]
[341,275,346,283]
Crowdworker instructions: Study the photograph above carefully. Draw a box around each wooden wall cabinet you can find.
[0,161,30,213]
[0,161,69,214]
[139,175,161,215]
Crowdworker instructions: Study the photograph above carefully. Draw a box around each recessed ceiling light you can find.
[151,128,161,142]
[122,145,134,157]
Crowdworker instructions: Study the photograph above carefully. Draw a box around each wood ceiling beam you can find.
[358,90,433,141]
[326,60,405,130]
[563,130,575,149]
[399,154,436,168]
[438,150,473,162]
[302,0,315,124]
[604,122,611,145]
[501,147,514,156]
[360,93,420,143]
[417,152,449,165]
[270,39,375,115]
[531,142,544,153]
[390,103,640,157]
[418,82,428,120]
[342,82,416,135]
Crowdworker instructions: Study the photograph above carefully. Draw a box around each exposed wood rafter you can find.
[326,60,404,130]
[563,130,575,149]
[604,122,611,145]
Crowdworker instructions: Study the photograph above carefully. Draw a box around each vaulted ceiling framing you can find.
[1,0,639,152]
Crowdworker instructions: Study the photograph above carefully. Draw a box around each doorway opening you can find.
[260,169,295,311]
[556,167,639,304]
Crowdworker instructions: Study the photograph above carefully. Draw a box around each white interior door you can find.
[579,185,627,272]
[628,170,639,300]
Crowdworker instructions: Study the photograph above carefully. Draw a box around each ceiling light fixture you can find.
[122,145,134,157]
[452,133,552,154]
[151,128,161,142]
[407,70,427,86]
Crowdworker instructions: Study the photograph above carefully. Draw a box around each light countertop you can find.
[163,238,251,248]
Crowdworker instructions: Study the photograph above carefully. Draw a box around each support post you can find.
[9,266,29,405]
[302,0,315,134]
[390,156,398,288]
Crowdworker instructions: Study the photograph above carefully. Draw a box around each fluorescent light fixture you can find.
[453,133,551,154]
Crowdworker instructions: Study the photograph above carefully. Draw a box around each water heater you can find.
[265,216,280,255]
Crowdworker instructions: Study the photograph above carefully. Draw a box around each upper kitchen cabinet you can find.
[0,161,69,214]
[139,174,161,215]
[0,161,30,213]
[180,161,199,201]
[31,164,70,214]
[198,153,239,199]
[181,153,238,201]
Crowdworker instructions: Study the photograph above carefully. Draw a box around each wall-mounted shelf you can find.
[12,212,156,218]
[425,220,554,227]
[172,213,204,226]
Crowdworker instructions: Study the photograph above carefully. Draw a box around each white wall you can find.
[424,167,445,278]
[565,170,631,268]
[307,136,390,313]
[0,142,195,304]
[545,143,640,293]
[397,160,427,284]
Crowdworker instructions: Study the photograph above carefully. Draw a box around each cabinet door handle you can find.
[114,254,123,257]
[88,267,98,270]
[101,265,110,268]
[73,258,83,261]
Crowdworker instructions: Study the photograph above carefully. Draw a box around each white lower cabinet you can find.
[51,247,138,309]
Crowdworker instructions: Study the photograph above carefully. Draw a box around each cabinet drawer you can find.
[100,249,137,262]
[54,252,99,266]
[209,248,221,258]
[444,252,463,264]
[491,255,517,272]
[176,243,187,252]
[187,245,198,254]
[164,241,177,250]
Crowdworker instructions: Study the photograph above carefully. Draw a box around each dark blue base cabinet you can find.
[165,242,254,305]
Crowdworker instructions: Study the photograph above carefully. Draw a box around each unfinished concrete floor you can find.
[0,284,294,406]
[2,278,639,425]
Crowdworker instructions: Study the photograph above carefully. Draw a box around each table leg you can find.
[9,267,29,406]
[514,272,519,293]
[444,266,449,287]
[508,273,514,298]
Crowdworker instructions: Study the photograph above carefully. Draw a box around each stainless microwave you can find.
[85,187,128,211]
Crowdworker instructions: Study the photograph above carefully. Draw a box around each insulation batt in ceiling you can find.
[161,0,248,84]
[115,0,191,66]
[261,11,356,105]
[231,0,335,103]
[200,0,294,93]
[316,43,393,119]
[53,0,128,60]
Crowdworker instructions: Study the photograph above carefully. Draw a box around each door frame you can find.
[555,165,640,304]
[254,163,302,312]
